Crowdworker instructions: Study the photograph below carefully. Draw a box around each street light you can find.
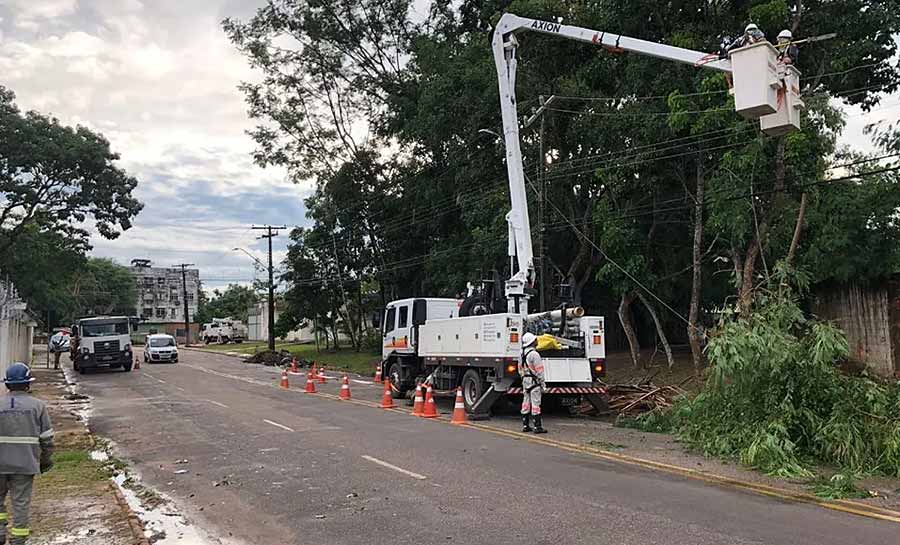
[232,247,266,270]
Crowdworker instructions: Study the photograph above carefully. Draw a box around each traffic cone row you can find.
[304,369,317,393]
[280,369,290,389]
[340,374,352,400]
[380,376,394,409]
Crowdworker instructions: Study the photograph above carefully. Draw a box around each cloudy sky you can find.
[0,0,301,291]
[1,1,896,292]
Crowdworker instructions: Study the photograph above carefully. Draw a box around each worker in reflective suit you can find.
[519,333,547,434]
[0,363,54,545]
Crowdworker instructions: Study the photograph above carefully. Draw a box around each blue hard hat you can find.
[4,362,34,385]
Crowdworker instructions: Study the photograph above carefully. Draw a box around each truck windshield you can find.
[150,337,175,347]
[81,322,129,337]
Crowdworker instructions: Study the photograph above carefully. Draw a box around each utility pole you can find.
[252,225,286,351]
[174,264,194,345]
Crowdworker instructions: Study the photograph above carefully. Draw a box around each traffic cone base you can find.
[451,387,468,424]
[422,383,438,418]
[380,377,394,409]
[340,374,352,400]
[280,370,290,389]
[411,383,424,416]
[304,370,317,393]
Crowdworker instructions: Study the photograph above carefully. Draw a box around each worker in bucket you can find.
[519,333,547,434]
[0,363,54,545]
[776,29,799,65]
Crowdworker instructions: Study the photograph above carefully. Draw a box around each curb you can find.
[110,481,151,545]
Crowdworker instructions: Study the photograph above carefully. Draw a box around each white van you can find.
[144,334,179,364]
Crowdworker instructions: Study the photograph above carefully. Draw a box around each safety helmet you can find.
[777,29,793,41]
[745,23,759,33]
[522,332,538,348]
[3,362,34,385]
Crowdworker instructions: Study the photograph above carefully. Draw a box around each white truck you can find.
[379,13,794,418]
[70,316,136,374]
[378,298,608,417]
[200,318,247,344]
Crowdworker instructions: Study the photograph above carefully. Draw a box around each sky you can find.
[1,1,896,292]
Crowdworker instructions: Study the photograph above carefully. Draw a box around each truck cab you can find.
[381,298,460,360]
[71,316,136,374]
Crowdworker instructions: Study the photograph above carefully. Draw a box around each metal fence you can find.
[0,280,35,376]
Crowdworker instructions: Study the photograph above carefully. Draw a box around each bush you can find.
[626,270,900,480]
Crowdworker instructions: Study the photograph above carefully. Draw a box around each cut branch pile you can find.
[606,384,687,415]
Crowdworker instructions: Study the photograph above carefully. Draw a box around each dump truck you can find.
[70,316,136,373]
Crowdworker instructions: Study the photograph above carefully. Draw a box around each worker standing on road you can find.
[0,363,54,545]
[519,333,547,434]
[48,331,66,370]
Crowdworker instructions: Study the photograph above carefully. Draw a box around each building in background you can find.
[247,300,315,343]
[128,259,200,344]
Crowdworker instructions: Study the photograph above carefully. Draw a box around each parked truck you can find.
[200,318,247,344]
[377,298,607,418]
[70,316,136,374]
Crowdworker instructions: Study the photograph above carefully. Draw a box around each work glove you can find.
[40,454,54,473]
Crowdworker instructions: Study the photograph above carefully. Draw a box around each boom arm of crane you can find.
[491,13,733,315]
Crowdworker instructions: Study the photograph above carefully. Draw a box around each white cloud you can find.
[5,0,77,29]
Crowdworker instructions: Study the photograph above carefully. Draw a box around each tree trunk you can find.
[786,192,808,266]
[688,160,705,370]
[636,291,674,368]
[618,293,640,368]
[313,316,320,353]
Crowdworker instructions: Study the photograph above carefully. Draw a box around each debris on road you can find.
[244,349,293,366]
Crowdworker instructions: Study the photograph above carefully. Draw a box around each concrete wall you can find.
[813,280,900,378]
[133,322,201,345]
[0,281,36,377]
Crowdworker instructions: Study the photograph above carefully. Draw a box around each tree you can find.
[0,87,143,255]
[195,284,259,325]
[70,258,138,317]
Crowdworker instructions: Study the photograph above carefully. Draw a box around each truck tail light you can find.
[592,334,602,345]
[505,359,518,375]
[509,332,519,343]
[590,358,606,376]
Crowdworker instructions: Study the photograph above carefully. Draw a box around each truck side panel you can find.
[418,314,521,359]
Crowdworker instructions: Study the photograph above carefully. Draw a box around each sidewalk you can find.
[25,364,143,545]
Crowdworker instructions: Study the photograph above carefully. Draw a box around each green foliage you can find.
[811,472,869,500]
[0,86,142,255]
[643,271,900,478]
[195,284,259,324]
[77,258,138,317]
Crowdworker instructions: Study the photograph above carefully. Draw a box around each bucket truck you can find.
[376,13,800,418]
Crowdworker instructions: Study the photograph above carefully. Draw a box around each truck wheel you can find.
[235,339,243,344]
[222,336,230,344]
[388,362,407,399]
[123,361,133,372]
[461,369,485,412]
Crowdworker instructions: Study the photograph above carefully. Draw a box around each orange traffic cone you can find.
[340,374,352,400]
[450,387,467,424]
[304,369,317,393]
[290,357,298,373]
[280,369,290,389]
[422,383,438,418]
[380,376,394,409]
[374,365,383,383]
[317,365,327,384]
[134,356,141,371]
[411,382,424,416]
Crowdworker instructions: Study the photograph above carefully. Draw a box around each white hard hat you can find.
[745,23,759,33]
[522,332,537,347]
[778,29,792,40]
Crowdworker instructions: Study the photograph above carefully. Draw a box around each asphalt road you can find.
[71,349,900,545]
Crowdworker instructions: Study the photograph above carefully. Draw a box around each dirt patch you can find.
[27,365,140,545]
